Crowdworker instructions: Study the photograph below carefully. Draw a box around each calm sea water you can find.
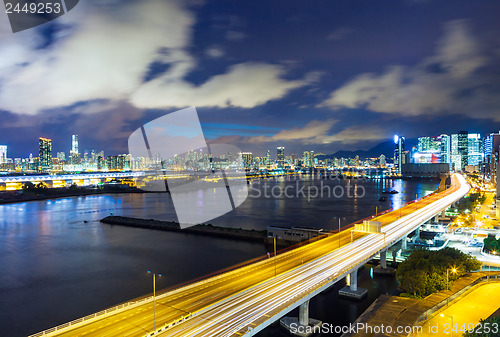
[0,176,438,337]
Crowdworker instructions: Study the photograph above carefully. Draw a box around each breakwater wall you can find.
[101,216,267,243]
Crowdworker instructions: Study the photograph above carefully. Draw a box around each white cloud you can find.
[205,46,225,58]
[214,119,386,145]
[0,1,310,115]
[247,120,337,143]
[320,20,500,121]
[131,62,313,109]
[0,0,195,115]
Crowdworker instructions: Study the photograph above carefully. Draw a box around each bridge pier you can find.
[338,269,367,299]
[299,301,309,326]
[401,234,408,250]
[373,249,395,275]
[280,300,322,337]
[414,226,421,239]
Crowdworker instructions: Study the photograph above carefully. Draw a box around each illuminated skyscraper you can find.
[277,147,285,168]
[393,135,405,174]
[39,137,52,172]
[379,154,386,167]
[0,145,7,164]
[265,150,271,166]
[482,132,500,181]
[72,135,79,154]
[468,133,482,166]
[302,151,314,168]
[458,131,468,169]
[70,135,81,165]
[439,134,451,164]
[241,152,254,170]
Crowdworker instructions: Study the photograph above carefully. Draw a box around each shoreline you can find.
[0,187,145,205]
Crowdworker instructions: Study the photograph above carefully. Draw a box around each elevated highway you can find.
[30,174,469,337]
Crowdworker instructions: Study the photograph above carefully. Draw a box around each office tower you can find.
[70,135,81,165]
[57,152,65,161]
[72,135,79,154]
[451,134,461,171]
[302,151,314,168]
[39,137,52,172]
[379,154,386,167]
[0,145,7,164]
[458,131,468,170]
[277,147,285,168]
[393,135,405,174]
[354,155,360,167]
[265,150,271,166]
[107,156,118,170]
[482,132,500,181]
[439,134,451,164]
[467,133,482,166]
[241,152,254,170]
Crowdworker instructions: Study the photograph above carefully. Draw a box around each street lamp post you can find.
[446,268,457,291]
[440,313,454,336]
[274,236,277,277]
[147,270,162,332]
[334,216,345,249]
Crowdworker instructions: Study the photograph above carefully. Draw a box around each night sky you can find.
[1,0,500,158]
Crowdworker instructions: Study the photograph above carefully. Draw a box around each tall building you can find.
[393,135,405,174]
[467,133,482,166]
[241,152,254,170]
[302,151,314,168]
[379,154,386,167]
[439,134,451,164]
[72,135,79,154]
[482,132,500,181]
[265,150,271,166]
[0,145,7,164]
[451,134,461,171]
[39,137,52,172]
[277,147,285,168]
[458,131,468,170]
[70,135,81,165]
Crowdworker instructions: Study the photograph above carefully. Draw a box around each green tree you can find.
[484,237,500,254]
[397,248,482,297]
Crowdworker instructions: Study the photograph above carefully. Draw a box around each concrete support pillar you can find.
[415,226,420,238]
[299,300,309,326]
[401,234,408,250]
[433,214,438,222]
[392,249,397,263]
[380,250,387,269]
[349,270,358,292]
[339,268,367,299]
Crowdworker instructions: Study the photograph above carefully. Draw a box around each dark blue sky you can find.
[1,0,500,158]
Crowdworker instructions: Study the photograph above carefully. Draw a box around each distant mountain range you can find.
[317,138,417,160]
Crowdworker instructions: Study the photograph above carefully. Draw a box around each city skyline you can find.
[1,129,499,175]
